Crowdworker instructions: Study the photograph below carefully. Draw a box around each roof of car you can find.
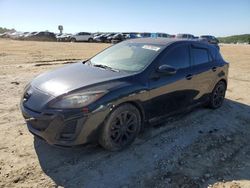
[126,37,195,46]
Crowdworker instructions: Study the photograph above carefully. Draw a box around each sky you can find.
[0,0,250,37]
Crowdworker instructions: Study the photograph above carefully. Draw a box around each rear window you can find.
[192,47,210,65]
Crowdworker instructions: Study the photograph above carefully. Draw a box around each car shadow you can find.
[34,98,250,188]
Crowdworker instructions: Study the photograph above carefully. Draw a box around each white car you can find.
[70,32,93,42]
[56,33,72,42]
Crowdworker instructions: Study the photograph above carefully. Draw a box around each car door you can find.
[190,43,216,103]
[82,32,89,41]
[148,43,197,120]
[77,32,85,41]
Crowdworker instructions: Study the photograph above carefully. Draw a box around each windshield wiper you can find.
[93,64,120,72]
[83,59,92,65]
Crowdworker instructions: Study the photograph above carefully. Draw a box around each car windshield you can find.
[90,42,163,72]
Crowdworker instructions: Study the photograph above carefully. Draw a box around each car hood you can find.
[31,62,130,97]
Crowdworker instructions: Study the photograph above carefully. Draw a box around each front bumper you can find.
[20,104,109,146]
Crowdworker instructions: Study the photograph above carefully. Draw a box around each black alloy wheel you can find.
[99,104,141,151]
[209,81,226,109]
[110,111,138,145]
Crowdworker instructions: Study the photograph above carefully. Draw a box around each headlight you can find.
[50,91,106,109]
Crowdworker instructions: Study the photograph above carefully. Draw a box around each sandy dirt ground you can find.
[0,39,250,188]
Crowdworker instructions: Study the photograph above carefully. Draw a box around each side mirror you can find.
[157,65,177,75]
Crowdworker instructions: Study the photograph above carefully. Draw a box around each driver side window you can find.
[159,44,190,69]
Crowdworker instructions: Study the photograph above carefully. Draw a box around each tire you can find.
[208,81,226,109]
[99,104,141,151]
[70,38,76,42]
[88,38,93,42]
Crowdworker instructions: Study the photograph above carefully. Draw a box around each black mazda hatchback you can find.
[20,38,228,151]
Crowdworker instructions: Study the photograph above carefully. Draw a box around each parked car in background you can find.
[95,33,115,43]
[0,32,9,38]
[70,32,93,42]
[56,33,72,42]
[199,35,219,44]
[124,33,140,39]
[21,38,228,151]
[151,33,170,38]
[25,31,56,41]
[93,33,104,39]
[0,33,5,38]
[176,33,195,39]
[3,31,28,40]
[139,32,152,38]
[0,30,16,38]
[102,33,116,42]
[110,33,125,43]
[93,33,105,42]
[23,32,39,39]
[106,33,119,43]
[93,33,101,37]
[7,31,24,39]
[18,32,30,40]
[2,32,11,38]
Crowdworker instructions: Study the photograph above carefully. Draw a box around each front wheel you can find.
[99,104,141,151]
[208,81,226,109]
[88,38,93,42]
[70,38,76,42]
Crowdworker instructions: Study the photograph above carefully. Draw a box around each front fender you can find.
[89,81,150,120]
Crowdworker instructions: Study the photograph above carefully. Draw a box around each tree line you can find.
[218,34,250,44]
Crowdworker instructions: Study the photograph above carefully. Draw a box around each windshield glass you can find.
[90,42,163,72]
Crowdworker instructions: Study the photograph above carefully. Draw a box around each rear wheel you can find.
[99,104,141,151]
[208,81,226,109]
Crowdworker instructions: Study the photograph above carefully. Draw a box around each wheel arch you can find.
[218,78,227,88]
[108,100,146,128]
[98,101,145,150]
[124,101,146,123]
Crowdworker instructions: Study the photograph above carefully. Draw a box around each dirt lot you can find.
[0,39,250,188]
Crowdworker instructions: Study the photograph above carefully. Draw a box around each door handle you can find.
[212,67,217,72]
[186,74,193,80]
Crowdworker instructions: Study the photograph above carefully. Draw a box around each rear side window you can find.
[160,45,190,69]
[210,46,224,60]
[192,47,210,65]
[217,52,224,60]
